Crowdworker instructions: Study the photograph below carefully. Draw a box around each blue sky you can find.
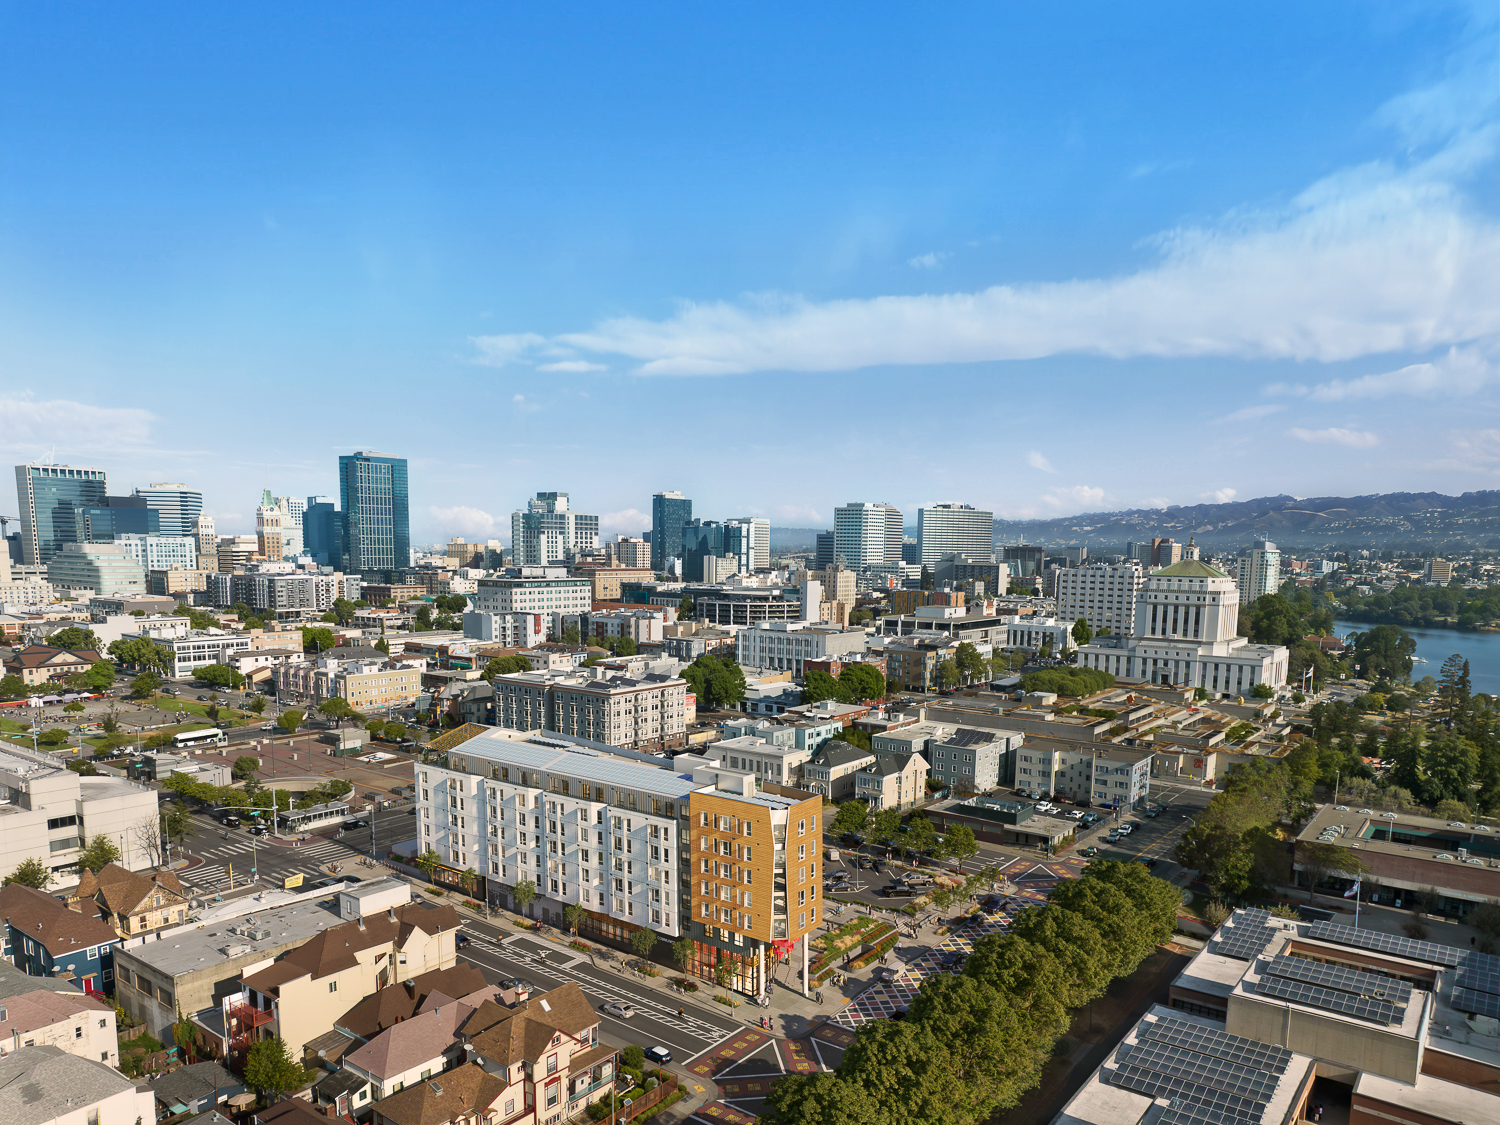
[3,3,1499,542]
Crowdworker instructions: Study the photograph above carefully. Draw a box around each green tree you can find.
[248,694,267,715]
[63,700,85,713]
[48,626,99,651]
[764,1072,883,1125]
[383,721,407,742]
[678,595,694,619]
[82,660,116,692]
[277,709,305,735]
[482,654,532,680]
[513,877,538,917]
[78,834,121,873]
[953,642,988,685]
[630,925,658,960]
[38,728,69,746]
[196,663,245,690]
[672,935,694,974]
[413,849,442,880]
[130,671,162,699]
[1425,734,1480,805]
[1081,859,1182,947]
[301,627,337,654]
[244,1036,312,1099]
[868,806,902,842]
[1019,667,1116,697]
[963,934,1071,1044]
[936,658,960,690]
[1049,877,1153,979]
[4,857,51,888]
[564,902,587,936]
[1071,617,1093,646]
[945,823,979,864]
[1008,903,1112,1007]
[0,674,27,700]
[801,670,849,706]
[1251,682,1276,699]
[838,662,885,702]
[1350,624,1416,683]
[413,606,434,632]
[681,654,746,711]
[830,801,869,836]
[232,755,260,781]
[560,624,581,645]
[1298,841,1367,902]
[318,697,356,726]
[1438,653,1473,725]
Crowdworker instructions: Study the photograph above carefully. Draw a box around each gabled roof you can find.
[79,863,185,917]
[1153,559,1229,579]
[345,998,478,1080]
[150,1061,240,1109]
[0,882,119,958]
[465,982,597,1069]
[365,1061,509,1125]
[4,645,102,668]
[335,964,491,1041]
[242,901,460,996]
[809,740,876,769]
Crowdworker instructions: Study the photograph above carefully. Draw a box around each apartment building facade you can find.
[491,669,688,753]
[1054,560,1146,639]
[1014,740,1154,808]
[735,620,868,676]
[145,628,252,678]
[471,568,592,616]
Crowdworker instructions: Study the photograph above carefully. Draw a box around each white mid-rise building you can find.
[463,610,548,648]
[116,533,198,572]
[471,568,592,615]
[418,729,697,934]
[916,503,994,566]
[1055,560,1146,638]
[144,627,252,678]
[1076,559,1289,694]
[1236,539,1281,605]
[491,668,688,753]
[46,542,146,597]
[0,744,159,878]
[511,492,599,566]
[735,620,868,676]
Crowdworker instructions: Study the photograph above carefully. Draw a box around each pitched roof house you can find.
[2,644,103,686]
[0,881,121,994]
[73,863,190,938]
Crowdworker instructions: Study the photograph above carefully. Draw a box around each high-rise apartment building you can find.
[14,462,108,565]
[833,502,903,569]
[725,517,770,571]
[651,491,692,571]
[1426,558,1454,584]
[1149,537,1182,568]
[814,530,836,568]
[615,536,650,569]
[340,451,410,573]
[1236,539,1281,606]
[1055,560,1146,638]
[117,534,198,572]
[916,503,994,566]
[1002,543,1045,578]
[216,535,259,572]
[194,515,217,568]
[132,483,202,538]
[511,492,599,566]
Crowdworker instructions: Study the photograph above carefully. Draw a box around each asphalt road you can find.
[453,914,744,1063]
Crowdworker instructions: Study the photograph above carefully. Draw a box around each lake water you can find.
[1333,620,1500,696]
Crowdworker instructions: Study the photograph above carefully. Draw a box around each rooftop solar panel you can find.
[1266,955,1412,1005]
[1140,1016,1293,1075]
[1107,1065,1265,1122]
[1461,950,1500,976]
[1119,1040,1280,1102]
[1306,919,1464,966]
[1452,986,1500,1020]
[1216,925,1276,961]
[1454,966,1500,997]
[1159,1102,1239,1125]
[1256,974,1402,1025]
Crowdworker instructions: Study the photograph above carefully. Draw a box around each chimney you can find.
[389,906,396,922]
[357,916,365,930]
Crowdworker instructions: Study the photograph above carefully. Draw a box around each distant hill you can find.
[993,491,1500,553]
[770,526,823,551]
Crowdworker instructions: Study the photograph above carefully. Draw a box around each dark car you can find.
[248,824,268,837]
[311,877,345,889]
[344,819,369,829]
[1144,808,1161,818]
[196,695,209,701]
[872,859,884,873]
[455,932,472,947]
[881,885,917,898]
[939,951,967,970]
[856,855,871,869]
[644,1046,673,1066]
[1080,846,1100,857]
[501,978,537,993]
[1139,857,1159,869]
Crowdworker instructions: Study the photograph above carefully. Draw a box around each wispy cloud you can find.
[538,360,607,372]
[470,332,546,368]
[1044,484,1107,510]
[476,47,1500,379]
[600,508,649,536]
[907,251,950,269]
[1198,487,1239,503]
[1218,404,1286,423]
[1026,450,1055,473]
[512,394,544,414]
[0,396,155,451]
[1288,427,1380,448]
[1270,343,1499,401]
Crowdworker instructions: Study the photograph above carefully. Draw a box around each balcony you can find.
[227,999,276,1032]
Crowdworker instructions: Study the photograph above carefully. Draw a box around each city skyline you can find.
[3,7,1498,539]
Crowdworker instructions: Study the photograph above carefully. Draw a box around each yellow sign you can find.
[282,873,304,890]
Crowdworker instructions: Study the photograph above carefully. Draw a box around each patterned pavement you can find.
[693,1102,758,1125]
[686,1029,772,1079]
[778,1038,819,1074]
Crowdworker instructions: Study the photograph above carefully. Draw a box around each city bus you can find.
[173,728,227,748]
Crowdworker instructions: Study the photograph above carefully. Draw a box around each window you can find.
[329,980,338,992]
[75,1026,83,1039]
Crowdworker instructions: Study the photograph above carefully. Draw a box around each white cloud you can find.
[1218,404,1286,423]
[512,394,544,414]
[1271,343,1500,402]
[537,360,607,372]
[1026,450,1055,473]
[1198,487,1239,503]
[0,396,154,450]
[599,508,649,537]
[429,505,500,538]
[771,504,824,525]
[1288,427,1380,448]
[470,332,547,367]
[1043,485,1107,510]
[907,251,950,269]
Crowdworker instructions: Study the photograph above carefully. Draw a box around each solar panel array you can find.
[1452,986,1500,1020]
[1266,955,1413,1005]
[1256,974,1402,1025]
[1454,964,1500,997]
[1105,1016,1289,1122]
[1139,1014,1293,1075]
[1306,919,1464,966]
[1216,923,1276,961]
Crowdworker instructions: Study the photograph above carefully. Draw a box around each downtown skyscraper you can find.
[339,451,410,573]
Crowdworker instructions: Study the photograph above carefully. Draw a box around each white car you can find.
[1117,823,1134,836]
[601,1002,637,1019]
[1035,802,1058,814]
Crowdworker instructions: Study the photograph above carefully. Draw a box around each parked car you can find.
[840,832,865,846]
[857,855,872,869]
[502,978,537,993]
[1144,807,1161,818]
[1117,823,1135,836]
[881,885,918,898]
[248,824,268,837]
[644,1046,673,1066]
[344,819,369,829]
[939,951,967,970]
[1106,832,1121,843]
[1080,846,1100,857]
[602,1002,637,1019]
[311,877,344,889]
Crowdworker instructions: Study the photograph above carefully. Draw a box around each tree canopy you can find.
[1019,667,1115,697]
[681,654,746,711]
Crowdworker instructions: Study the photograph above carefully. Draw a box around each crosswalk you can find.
[183,836,365,891]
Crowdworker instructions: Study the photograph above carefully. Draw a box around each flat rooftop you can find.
[452,727,703,799]
[115,897,346,979]
[1297,802,1500,867]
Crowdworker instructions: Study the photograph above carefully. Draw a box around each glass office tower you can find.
[651,490,692,572]
[14,463,108,565]
[339,452,409,573]
[303,496,342,568]
[133,483,203,537]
